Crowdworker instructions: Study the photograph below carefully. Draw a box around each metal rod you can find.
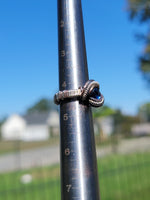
[57,0,100,199]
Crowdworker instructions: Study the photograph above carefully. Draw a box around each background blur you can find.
[0,0,150,199]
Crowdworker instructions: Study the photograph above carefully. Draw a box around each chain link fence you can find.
[0,137,150,200]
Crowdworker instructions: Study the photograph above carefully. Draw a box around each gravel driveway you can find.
[0,137,150,173]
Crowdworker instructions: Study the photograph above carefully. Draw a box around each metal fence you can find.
[0,136,150,200]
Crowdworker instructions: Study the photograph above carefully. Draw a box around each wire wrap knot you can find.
[54,80,104,108]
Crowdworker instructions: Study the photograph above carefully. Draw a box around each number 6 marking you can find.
[65,148,70,156]
[60,50,65,57]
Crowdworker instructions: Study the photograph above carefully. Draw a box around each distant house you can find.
[131,123,150,136]
[47,111,60,137]
[1,114,26,140]
[1,111,59,141]
[94,116,114,137]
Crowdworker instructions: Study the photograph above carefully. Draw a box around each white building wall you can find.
[98,116,114,136]
[132,123,150,136]
[47,111,59,127]
[22,125,49,141]
[1,115,26,140]
[1,113,55,141]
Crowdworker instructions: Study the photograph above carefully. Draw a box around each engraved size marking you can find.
[66,184,72,192]
[60,20,64,27]
[60,50,65,57]
[63,113,68,121]
[62,81,67,88]
[65,148,70,156]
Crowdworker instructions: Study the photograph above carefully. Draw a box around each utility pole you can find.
[55,0,104,199]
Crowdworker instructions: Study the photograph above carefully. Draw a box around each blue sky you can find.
[0,0,149,119]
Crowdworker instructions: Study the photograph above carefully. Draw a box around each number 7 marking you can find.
[66,184,72,192]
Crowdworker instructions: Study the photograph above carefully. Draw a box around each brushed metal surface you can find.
[57,0,100,199]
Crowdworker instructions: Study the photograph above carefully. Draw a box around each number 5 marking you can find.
[63,113,68,121]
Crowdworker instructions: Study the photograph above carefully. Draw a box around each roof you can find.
[23,112,50,125]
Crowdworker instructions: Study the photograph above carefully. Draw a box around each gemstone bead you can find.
[90,87,101,100]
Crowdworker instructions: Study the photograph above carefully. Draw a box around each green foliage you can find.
[127,0,150,85]
[93,105,115,118]
[128,0,150,22]
[0,117,6,140]
[103,109,141,136]
[27,98,57,113]
[93,106,139,136]
[113,110,140,136]
[138,102,150,122]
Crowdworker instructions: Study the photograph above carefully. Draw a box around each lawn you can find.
[0,152,150,200]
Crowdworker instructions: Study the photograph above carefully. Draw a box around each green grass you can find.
[98,153,150,200]
[0,152,150,200]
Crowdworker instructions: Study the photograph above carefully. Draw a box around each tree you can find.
[0,121,2,140]
[127,0,150,84]
[27,98,57,113]
[113,109,140,136]
[138,102,150,122]
[0,117,6,140]
[93,105,115,118]
[93,106,139,137]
